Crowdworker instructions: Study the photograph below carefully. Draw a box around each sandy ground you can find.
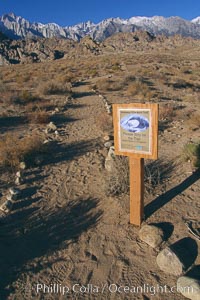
[0,80,200,300]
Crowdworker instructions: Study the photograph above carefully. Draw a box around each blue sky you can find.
[1,0,200,26]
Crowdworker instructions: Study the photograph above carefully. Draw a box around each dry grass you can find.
[182,143,200,168]
[159,104,176,121]
[186,111,200,129]
[104,156,129,196]
[27,109,50,124]
[126,81,154,100]
[14,90,40,105]
[144,159,175,194]
[105,157,175,196]
[96,113,113,133]
[95,78,123,92]
[39,81,72,95]
[0,133,45,170]
[16,73,32,86]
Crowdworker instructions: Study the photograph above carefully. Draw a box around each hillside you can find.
[1,31,200,65]
[0,33,200,299]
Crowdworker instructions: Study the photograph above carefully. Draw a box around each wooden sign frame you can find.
[113,103,158,160]
[112,103,159,226]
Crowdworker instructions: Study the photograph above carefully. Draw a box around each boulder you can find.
[139,224,164,248]
[156,247,185,275]
[177,276,200,300]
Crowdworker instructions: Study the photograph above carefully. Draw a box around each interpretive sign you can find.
[113,103,159,226]
[113,103,158,159]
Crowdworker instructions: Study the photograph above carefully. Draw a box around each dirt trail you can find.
[0,81,200,300]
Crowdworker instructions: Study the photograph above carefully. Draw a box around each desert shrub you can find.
[105,156,129,195]
[144,159,174,194]
[159,104,176,121]
[172,78,193,89]
[14,90,40,105]
[88,68,99,77]
[110,62,121,72]
[126,81,154,100]
[39,81,72,95]
[96,78,123,92]
[182,93,200,103]
[186,112,200,129]
[96,113,113,133]
[105,157,174,196]
[125,74,136,83]
[27,109,50,124]
[0,80,8,93]
[126,81,145,96]
[96,79,110,91]
[182,143,200,168]
[0,133,44,169]
[16,74,32,85]
[55,72,76,84]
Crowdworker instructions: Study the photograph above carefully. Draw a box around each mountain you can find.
[129,16,200,38]
[0,30,9,41]
[1,13,200,41]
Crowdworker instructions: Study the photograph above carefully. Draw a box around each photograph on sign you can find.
[119,108,152,155]
[113,103,158,159]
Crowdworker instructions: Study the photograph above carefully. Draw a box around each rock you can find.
[16,171,22,178]
[106,109,112,114]
[103,135,112,141]
[43,139,50,144]
[177,276,200,300]
[6,194,12,201]
[104,141,114,148]
[105,104,112,110]
[15,177,22,186]
[139,224,164,248]
[0,200,13,213]
[156,247,185,275]
[107,146,115,159]
[19,161,26,170]
[46,122,57,132]
[9,187,20,196]
[6,193,18,201]
[105,146,115,171]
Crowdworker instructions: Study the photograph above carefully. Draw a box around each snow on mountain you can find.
[128,16,200,37]
[1,13,200,41]
[191,16,200,24]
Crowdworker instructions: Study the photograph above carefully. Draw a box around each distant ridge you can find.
[1,13,200,41]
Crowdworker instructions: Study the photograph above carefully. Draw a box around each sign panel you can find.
[113,103,158,159]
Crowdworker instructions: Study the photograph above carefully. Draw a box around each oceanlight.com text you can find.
[32,283,194,296]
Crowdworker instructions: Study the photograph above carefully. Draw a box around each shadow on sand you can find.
[0,116,27,133]
[144,169,200,219]
[0,197,102,298]
[40,138,101,167]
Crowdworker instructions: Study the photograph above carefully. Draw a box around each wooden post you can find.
[129,157,144,226]
[112,103,158,226]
